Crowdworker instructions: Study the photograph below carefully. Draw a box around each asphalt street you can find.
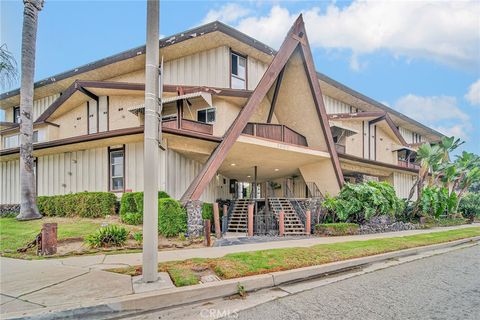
[230,245,480,320]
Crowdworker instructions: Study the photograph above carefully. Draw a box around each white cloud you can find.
[393,94,472,139]
[202,3,252,24]
[208,1,480,70]
[465,79,480,106]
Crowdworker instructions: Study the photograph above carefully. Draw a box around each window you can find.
[32,130,45,143]
[231,52,246,89]
[3,134,19,148]
[13,107,20,124]
[197,107,216,124]
[109,149,124,192]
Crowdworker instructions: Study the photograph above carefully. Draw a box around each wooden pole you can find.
[247,203,254,236]
[40,223,57,256]
[213,202,221,239]
[142,0,159,283]
[204,219,211,247]
[279,211,285,236]
[305,210,311,235]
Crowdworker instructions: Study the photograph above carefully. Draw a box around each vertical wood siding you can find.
[323,95,356,114]
[33,94,60,121]
[0,160,20,204]
[247,58,268,90]
[163,46,230,88]
[393,172,417,200]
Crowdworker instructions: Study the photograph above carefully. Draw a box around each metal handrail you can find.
[284,181,307,228]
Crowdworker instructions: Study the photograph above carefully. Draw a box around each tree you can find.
[16,0,44,221]
[0,44,18,90]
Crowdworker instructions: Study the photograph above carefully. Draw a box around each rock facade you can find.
[358,215,417,234]
[0,204,20,217]
[185,200,204,238]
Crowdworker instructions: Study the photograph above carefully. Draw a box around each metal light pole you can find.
[142,0,160,283]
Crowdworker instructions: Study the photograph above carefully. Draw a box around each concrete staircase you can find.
[226,199,251,233]
[268,198,305,235]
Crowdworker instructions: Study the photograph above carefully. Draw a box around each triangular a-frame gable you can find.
[181,15,344,202]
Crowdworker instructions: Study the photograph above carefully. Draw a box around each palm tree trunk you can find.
[17,0,44,221]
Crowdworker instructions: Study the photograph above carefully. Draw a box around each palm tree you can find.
[453,152,480,211]
[0,44,18,90]
[407,143,442,202]
[16,0,44,221]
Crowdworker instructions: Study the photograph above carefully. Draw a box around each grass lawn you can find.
[109,227,480,287]
[0,216,140,258]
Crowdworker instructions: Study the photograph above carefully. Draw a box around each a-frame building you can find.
[181,15,343,204]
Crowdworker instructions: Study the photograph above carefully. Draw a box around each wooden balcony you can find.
[162,116,213,135]
[398,159,420,170]
[242,123,308,147]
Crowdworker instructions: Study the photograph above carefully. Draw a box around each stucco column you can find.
[185,200,203,237]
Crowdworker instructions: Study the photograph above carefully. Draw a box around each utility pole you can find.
[142,0,160,283]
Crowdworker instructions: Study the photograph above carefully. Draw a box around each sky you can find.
[1,0,479,155]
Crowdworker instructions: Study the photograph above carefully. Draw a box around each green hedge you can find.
[119,191,170,224]
[201,203,214,221]
[158,198,187,237]
[37,192,117,218]
[459,192,480,221]
[314,223,359,236]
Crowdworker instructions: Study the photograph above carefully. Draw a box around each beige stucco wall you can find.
[108,96,143,130]
[54,102,88,139]
[299,159,340,196]
[375,125,398,165]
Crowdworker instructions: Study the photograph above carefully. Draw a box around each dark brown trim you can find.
[338,153,419,174]
[0,121,58,135]
[180,16,305,203]
[369,114,408,146]
[374,125,377,161]
[180,15,344,202]
[299,31,344,187]
[78,86,98,101]
[108,145,126,193]
[266,66,285,123]
[0,21,274,101]
[86,101,90,134]
[0,126,222,157]
[362,120,365,158]
[106,96,110,132]
[43,121,60,128]
[34,80,252,124]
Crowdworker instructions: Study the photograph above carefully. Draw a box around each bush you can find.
[458,192,480,221]
[122,212,143,225]
[201,203,213,221]
[37,192,116,218]
[119,191,171,224]
[322,181,405,223]
[158,198,187,237]
[315,223,359,236]
[85,225,129,248]
[420,186,457,218]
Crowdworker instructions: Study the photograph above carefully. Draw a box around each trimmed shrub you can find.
[119,191,171,225]
[158,198,187,237]
[122,212,143,225]
[37,192,116,218]
[315,223,359,236]
[85,225,129,248]
[459,192,480,222]
[322,181,405,223]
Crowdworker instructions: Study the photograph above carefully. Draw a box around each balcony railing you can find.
[242,123,308,147]
[162,116,213,135]
[335,143,345,154]
[398,159,420,170]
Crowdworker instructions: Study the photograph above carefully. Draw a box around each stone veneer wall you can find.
[185,200,204,237]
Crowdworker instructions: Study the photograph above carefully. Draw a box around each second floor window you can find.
[3,134,19,148]
[109,149,124,192]
[231,52,246,89]
[13,107,20,124]
[197,107,216,124]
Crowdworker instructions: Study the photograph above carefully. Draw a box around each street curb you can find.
[4,235,480,320]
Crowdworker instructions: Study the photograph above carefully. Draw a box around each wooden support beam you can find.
[213,202,221,239]
[266,66,285,123]
[180,16,304,203]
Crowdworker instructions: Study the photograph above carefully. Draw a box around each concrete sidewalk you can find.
[1,224,478,316]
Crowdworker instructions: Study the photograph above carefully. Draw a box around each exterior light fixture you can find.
[274,168,279,171]
[247,175,251,178]
[231,163,236,166]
